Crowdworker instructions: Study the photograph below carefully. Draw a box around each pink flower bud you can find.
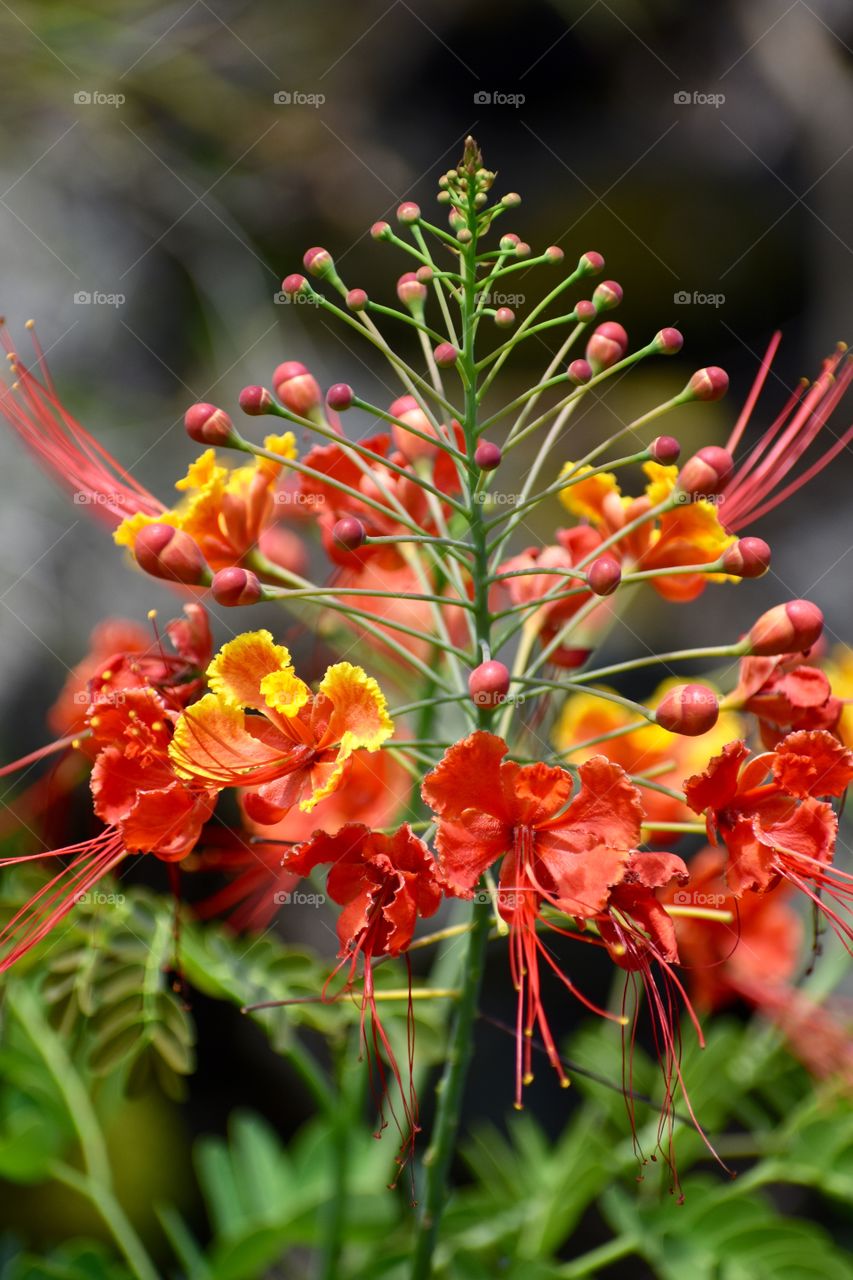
[396,201,420,224]
[134,524,209,585]
[593,280,623,311]
[587,554,622,596]
[389,394,437,462]
[326,383,354,412]
[433,342,458,368]
[273,362,321,416]
[474,440,502,471]
[586,322,628,371]
[545,245,564,263]
[415,266,434,284]
[468,660,511,710]
[397,272,428,308]
[494,307,515,328]
[281,273,309,297]
[239,385,273,416]
[579,250,605,275]
[655,684,720,736]
[650,435,681,464]
[654,327,683,355]
[184,402,234,446]
[333,516,366,551]
[677,446,734,497]
[371,221,392,241]
[575,300,596,322]
[687,366,729,402]
[303,246,333,277]
[722,537,771,579]
[211,566,262,606]
[568,358,593,386]
[500,233,520,252]
[502,193,522,208]
[515,242,531,257]
[747,600,824,657]
[346,288,368,311]
[456,228,473,244]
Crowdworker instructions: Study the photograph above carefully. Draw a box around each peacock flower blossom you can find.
[114,434,298,574]
[0,323,163,527]
[422,731,642,1104]
[186,829,301,934]
[497,526,604,667]
[664,847,853,1091]
[554,680,743,841]
[684,730,853,946]
[168,630,394,822]
[284,822,443,1171]
[726,653,842,749]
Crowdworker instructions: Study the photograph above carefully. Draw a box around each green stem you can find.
[558,1233,640,1278]
[410,900,492,1280]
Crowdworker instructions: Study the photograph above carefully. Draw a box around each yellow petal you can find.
[318,662,394,755]
[207,630,293,710]
[642,460,679,506]
[558,463,621,522]
[260,668,312,718]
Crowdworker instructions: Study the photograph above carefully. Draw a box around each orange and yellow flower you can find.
[169,629,394,821]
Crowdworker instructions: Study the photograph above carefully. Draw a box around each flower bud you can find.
[371,221,392,241]
[494,307,515,328]
[326,383,354,412]
[677,446,733,497]
[515,242,531,257]
[433,342,458,368]
[346,288,368,311]
[568,358,593,386]
[397,201,421,224]
[649,435,680,464]
[575,300,596,322]
[281,273,309,297]
[502,192,522,208]
[593,280,622,311]
[333,516,366,551]
[303,246,334,278]
[587,554,621,596]
[468,660,511,710]
[273,362,321,416]
[389,395,437,462]
[722,537,771,579]
[586,322,628,372]
[184,402,234,447]
[747,600,824,657]
[134,524,209,585]
[397,272,427,308]
[686,366,729,402]
[579,250,605,275]
[211,567,262,606]
[415,266,433,284]
[655,684,720,736]
[239,385,273,416]
[474,440,502,471]
[456,228,473,244]
[654,327,683,355]
[500,233,520,252]
[545,245,564,263]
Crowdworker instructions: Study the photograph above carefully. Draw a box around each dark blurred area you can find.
[0,0,851,1265]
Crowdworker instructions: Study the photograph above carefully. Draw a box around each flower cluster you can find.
[1,137,852,1212]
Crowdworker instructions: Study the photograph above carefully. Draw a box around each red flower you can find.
[498,527,603,668]
[730,654,841,748]
[422,732,641,1103]
[285,823,442,1172]
[685,730,853,946]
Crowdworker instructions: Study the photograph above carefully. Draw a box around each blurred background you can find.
[0,0,851,1267]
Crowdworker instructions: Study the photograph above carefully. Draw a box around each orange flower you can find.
[422,732,641,1103]
[498,526,603,668]
[169,630,394,821]
[728,654,842,748]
